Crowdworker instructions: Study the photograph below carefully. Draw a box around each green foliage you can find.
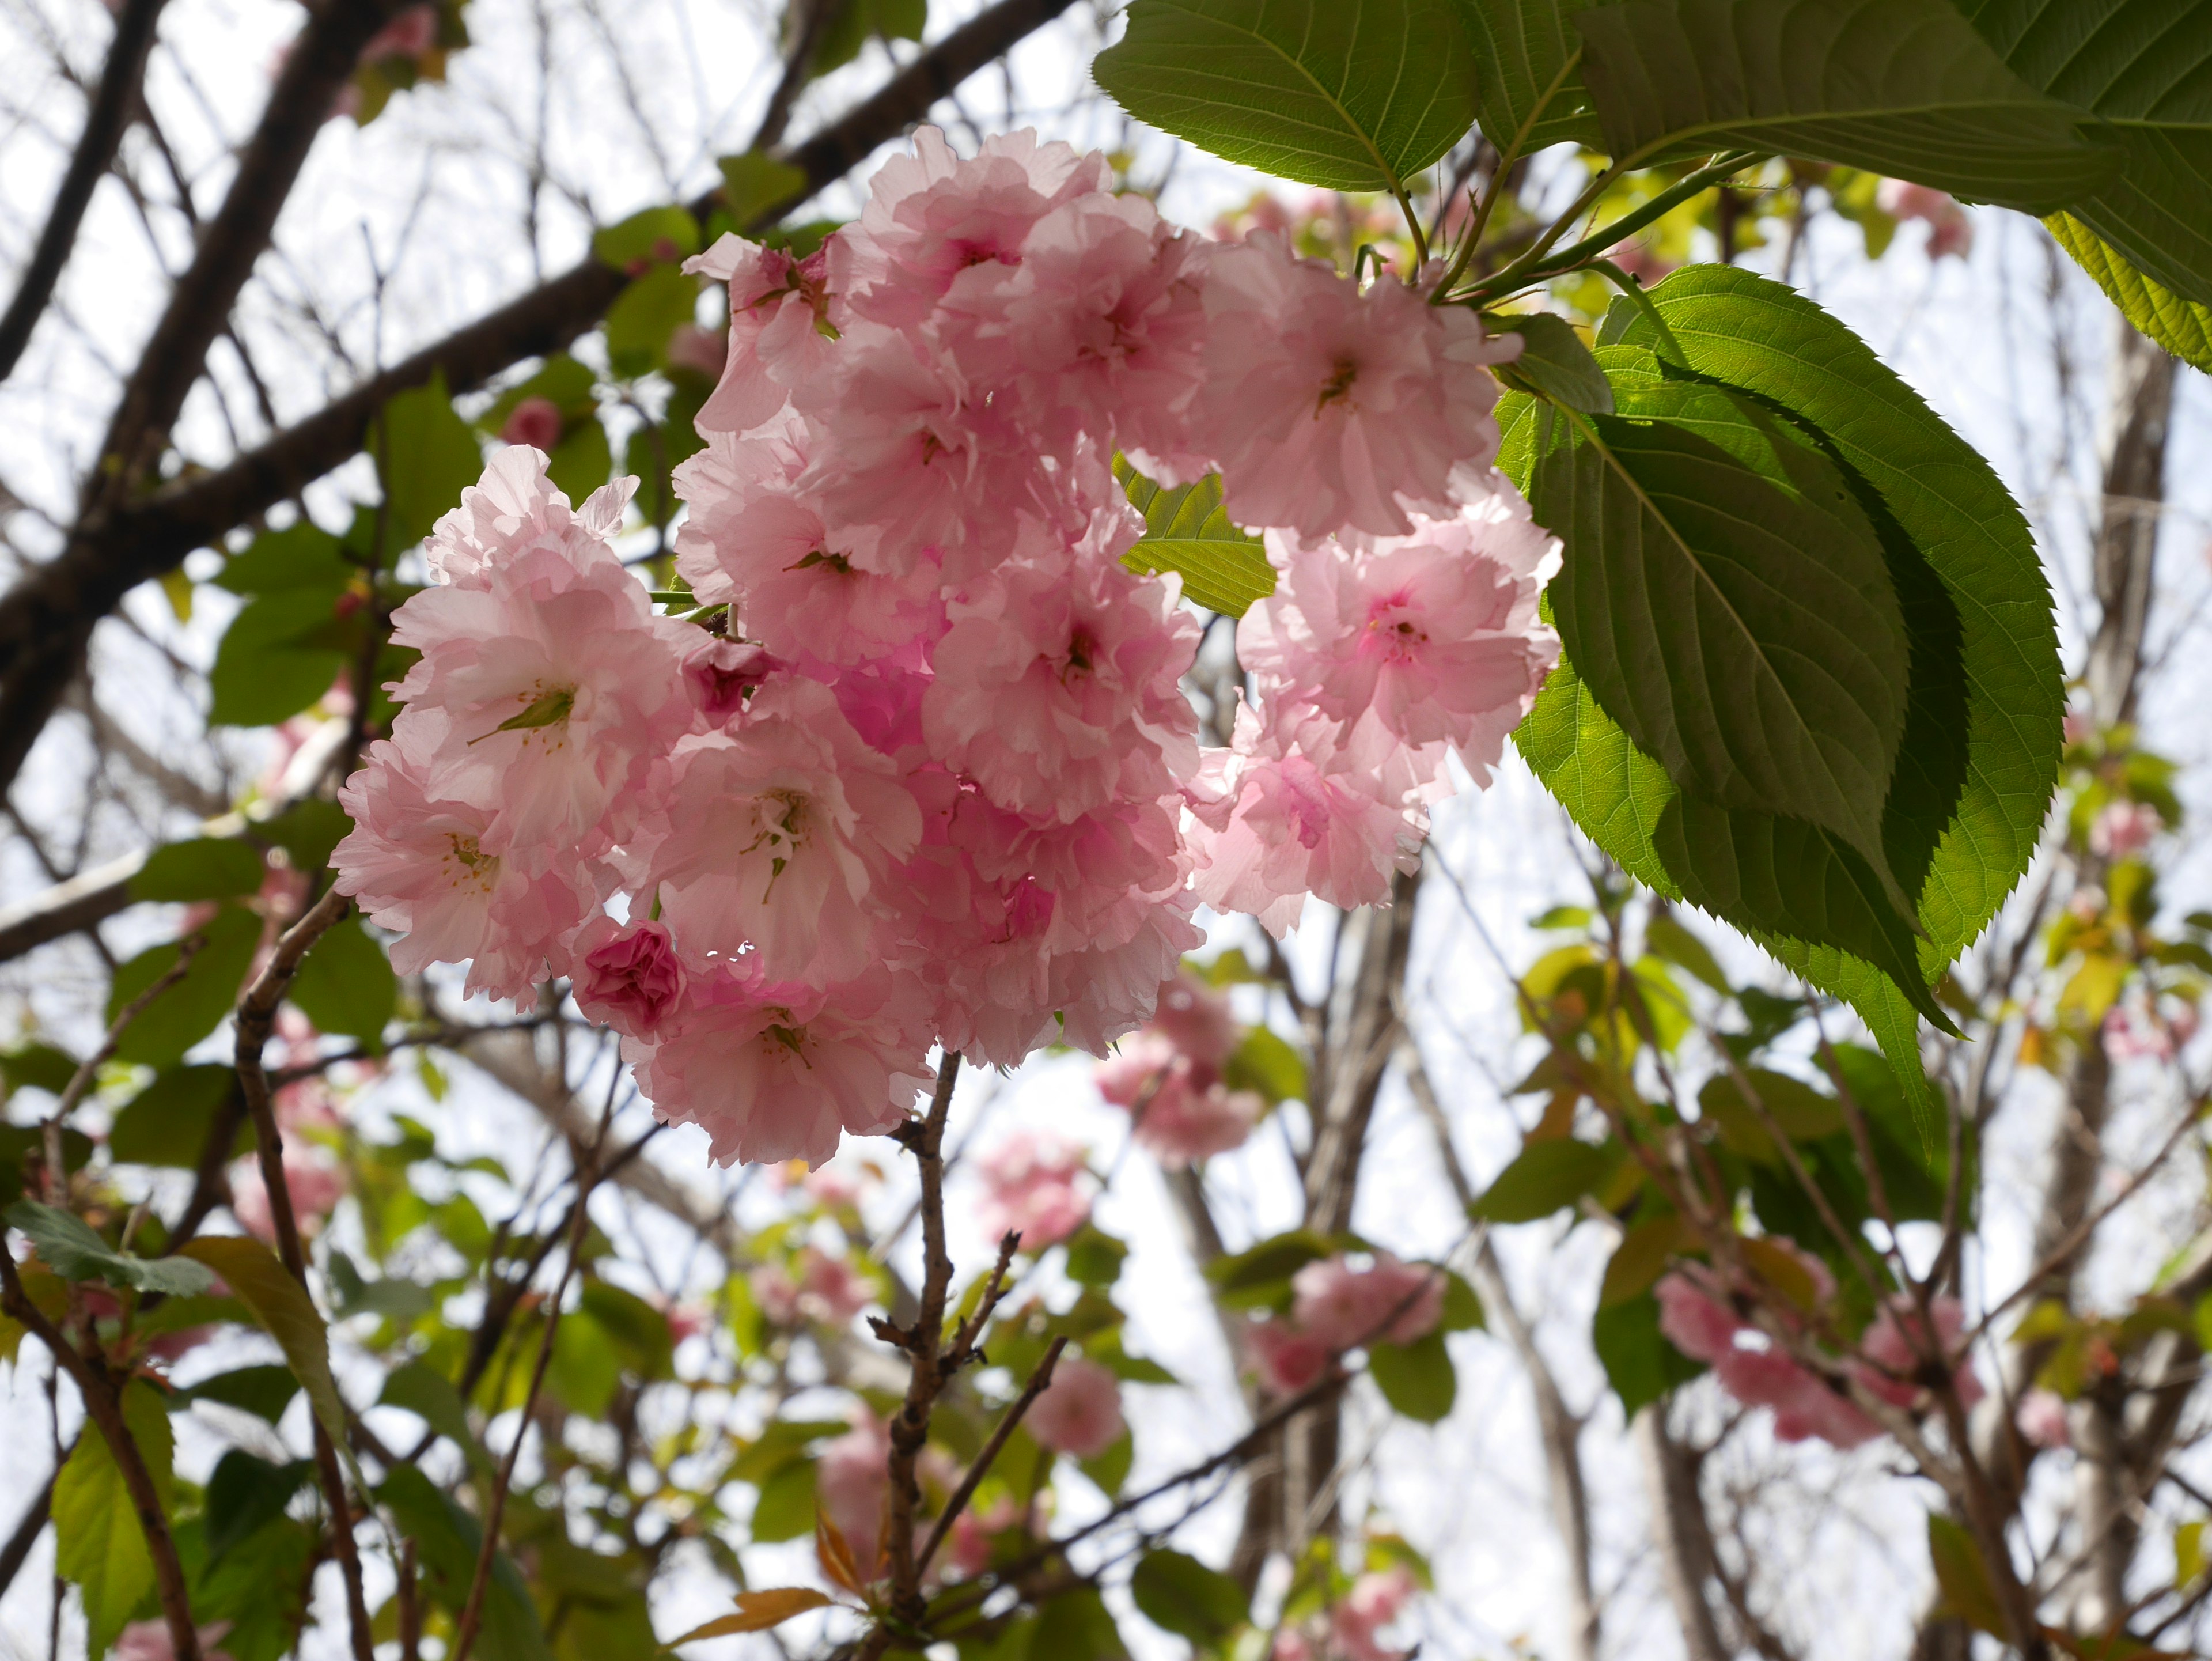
[1367,1329,1457,1421]
[810,0,927,75]
[1093,0,1479,194]
[1592,1285,1704,1416]
[7,1200,217,1296]
[1488,312,1614,412]
[1469,1137,1618,1222]
[372,372,485,547]
[1130,1547,1251,1645]
[606,263,701,376]
[1113,457,1275,616]
[592,205,701,270]
[287,915,397,1043]
[180,1236,349,1455]
[177,1365,301,1425]
[131,838,266,902]
[1221,1024,1308,1103]
[203,1451,316,1564]
[209,587,351,727]
[1205,1229,1334,1307]
[54,1382,172,1659]
[381,1466,555,1661]
[1575,0,2113,210]
[105,903,262,1068]
[1448,0,1604,156]
[2048,212,2212,374]
[719,150,811,228]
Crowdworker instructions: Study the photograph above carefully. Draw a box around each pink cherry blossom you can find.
[1878,179,1974,260]
[1245,1316,1334,1395]
[1332,1567,1419,1661]
[681,637,778,721]
[499,396,562,451]
[421,444,632,590]
[333,727,596,1002]
[1654,1271,1744,1364]
[230,1152,346,1243]
[647,678,922,982]
[803,1162,870,1208]
[2090,800,2163,858]
[1857,1295,1983,1410]
[944,1495,1022,1579]
[1148,970,1237,1069]
[816,1412,892,1575]
[1026,1356,1124,1458]
[687,236,839,434]
[1291,1253,1444,1350]
[1271,1630,1318,1661]
[1137,1077,1261,1167]
[570,917,686,1039]
[1717,1346,1882,1448]
[2017,1388,2071,1450]
[114,1622,234,1661]
[974,1129,1092,1248]
[1196,233,1517,535]
[628,967,933,1166]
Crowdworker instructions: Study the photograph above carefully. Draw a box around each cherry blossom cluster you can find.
[1095,966,1266,1165]
[1245,1252,1446,1397]
[1656,1262,1983,1449]
[333,127,1556,1167]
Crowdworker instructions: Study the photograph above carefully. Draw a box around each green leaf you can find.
[1439,1269,1486,1331]
[1063,1224,1130,1287]
[287,915,396,1044]
[545,417,612,506]
[482,354,600,434]
[1220,1024,1308,1104]
[1113,458,1275,616]
[208,588,349,727]
[1204,1229,1335,1307]
[7,1201,217,1296]
[1926,1512,2009,1637]
[178,1237,347,1456]
[0,1041,78,1097]
[1029,1587,1132,1661]
[215,518,351,596]
[1964,0,2212,305]
[1696,1067,1846,1162]
[607,263,701,377]
[1574,0,2114,211]
[187,1516,314,1661]
[1592,1286,1703,1416]
[1093,0,1480,193]
[811,0,927,75]
[1644,910,1728,992]
[592,205,701,271]
[749,1456,817,1543]
[1529,395,1914,916]
[106,904,263,1068]
[1448,0,1605,156]
[177,1365,301,1425]
[380,1360,487,1468]
[55,1380,172,1658]
[2049,211,2212,372]
[109,1065,241,1168]
[131,838,267,903]
[1368,1328,1457,1422]
[379,1466,554,1661]
[1078,1426,1135,1496]
[1599,1210,1690,1306]
[1512,634,1682,896]
[370,371,485,549]
[0,1123,89,1206]
[1488,312,1615,411]
[1471,1137,1618,1222]
[1129,1547,1251,1645]
[718,150,810,229]
[259,800,351,874]
[203,1451,315,1564]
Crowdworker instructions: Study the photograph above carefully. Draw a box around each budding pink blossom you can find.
[2017,1387,2071,1450]
[1245,1316,1334,1395]
[499,396,563,451]
[1331,1567,1419,1661]
[570,917,686,1039]
[975,1130,1092,1248]
[1025,1356,1125,1458]
[2090,800,2163,859]
[1291,1253,1444,1350]
[816,1412,891,1575]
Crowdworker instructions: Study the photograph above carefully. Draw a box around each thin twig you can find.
[915,1335,1067,1577]
[43,932,202,1200]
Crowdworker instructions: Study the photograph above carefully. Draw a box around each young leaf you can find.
[1574,0,2114,211]
[109,1066,240,1169]
[1114,459,1275,616]
[54,1380,172,1659]
[2048,212,2212,374]
[664,1588,834,1645]
[378,1466,554,1661]
[207,587,350,728]
[1129,1547,1251,1645]
[1530,400,1913,912]
[719,150,810,228]
[1470,1137,1618,1223]
[1368,1328,1457,1422]
[6,1201,217,1296]
[1592,1286,1704,1416]
[203,1451,316,1564]
[1093,0,1479,194]
[106,903,263,1068]
[1926,1512,2009,1637]
[178,1237,347,1454]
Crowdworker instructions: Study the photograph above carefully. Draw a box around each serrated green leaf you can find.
[1114,458,1275,616]
[1575,0,2115,210]
[1368,1327,1457,1422]
[178,1238,347,1456]
[1093,0,1480,193]
[7,1201,218,1296]
[2049,211,2212,372]
[1530,396,1914,914]
[1130,1548,1250,1644]
[1448,0,1606,156]
[1488,312,1615,411]
[1204,1229,1335,1306]
[1926,1512,2009,1637]
[55,1380,172,1659]
[106,905,264,1068]
[287,915,396,1044]
[1471,1137,1619,1221]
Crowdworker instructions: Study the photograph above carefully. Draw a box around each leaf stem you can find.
[1587,258,1689,365]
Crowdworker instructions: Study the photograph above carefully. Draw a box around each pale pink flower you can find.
[1857,1295,1984,1410]
[1878,179,1973,260]
[333,727,597,1002]
[802,1162,870,1208]
[627,967,933,1167]
[1654,1272,1744,1364]
[686,236,839,434]
[1025,1356,1124,1458]
[2017,1387,2071,1450]
[1291,1253,1444,1350]
[230,1152,346,1243]
[1147,970,1237,1070]
[114,1622,233,1661]
[2062,710,2092,748]
[830,126,1113,330]
[1195,234,1517,536]
[1245,1317,1334,1396]
[1117,1061,1259,1167]
[974,1130,1092,1248]
[944,1495,1022,1579]
[796,1248,874,1323]
[420,445,631,590]
[499,397,563,451]
[2090,800,2163,858]
[663,1303,708,1346]
[1717,1347,1881,1448]
[816,1412,891,1575]
[1271,1630,1318,1661]
[647,678,922,981]
[1331,1567,1419,1661]
[570,917,686,1039]
[923,540,1202,823]
[748,1260,801,1325]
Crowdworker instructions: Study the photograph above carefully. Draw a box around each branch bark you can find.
[1635,1402,1728,1661]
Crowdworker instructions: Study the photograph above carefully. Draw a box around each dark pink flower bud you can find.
[683,637,777,720]
[499,396,563,451]
[573,917,687,1038]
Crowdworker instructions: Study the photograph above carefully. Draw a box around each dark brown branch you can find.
[0,0,169,383]
[915,1335,1066,1578]
[0,1470,56,1600]
[0,0,1080,797]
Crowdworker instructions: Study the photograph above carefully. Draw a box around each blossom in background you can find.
[499,396,562,450]
[114,1623,233,1661]
[1331,1566,1421,1661]
[2017,1388,2071,1450]
[750,1246,874,1327]
[1245,1316,1334,1395]
[1877,179,1973,260]
[2090,799,2164,859]
[816,1412,892,1573]
[230,1153,347,1243]
[1291,1253,1445,1350]
[1025,1356,1125,1458]
[974,1130,1093,1248]
[1095,971,1263,1166]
